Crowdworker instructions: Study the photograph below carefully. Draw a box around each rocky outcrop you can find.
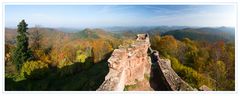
[97,34,151,91]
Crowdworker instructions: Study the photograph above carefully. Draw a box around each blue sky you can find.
[5,5,236,28]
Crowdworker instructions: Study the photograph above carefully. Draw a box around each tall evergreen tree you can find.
[12,19,32,71]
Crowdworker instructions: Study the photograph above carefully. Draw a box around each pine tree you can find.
[12,19,32,71]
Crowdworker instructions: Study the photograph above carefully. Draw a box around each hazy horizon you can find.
[5,5,236,28]
[5,25,235,29]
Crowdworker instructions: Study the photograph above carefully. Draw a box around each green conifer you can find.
[12,19,32,71]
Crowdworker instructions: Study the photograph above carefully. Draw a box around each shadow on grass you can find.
[5,53,112,91]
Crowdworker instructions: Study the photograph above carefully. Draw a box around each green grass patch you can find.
[144,73,150,81]
[124,84,137,91]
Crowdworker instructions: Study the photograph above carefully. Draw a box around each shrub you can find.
[20,60,49,79]
[33,49,51,64]
[75,50,88,63]
[57,58,73,69]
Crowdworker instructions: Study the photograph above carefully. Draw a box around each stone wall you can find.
[97,34,151,91]
[151,50,195,91]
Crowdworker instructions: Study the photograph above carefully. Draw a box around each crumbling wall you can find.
[97,34,151,91]
[151,50,195,91]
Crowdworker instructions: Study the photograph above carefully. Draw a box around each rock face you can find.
[97,34,196,91]
[97,34,151,91]
[151,50,194,91]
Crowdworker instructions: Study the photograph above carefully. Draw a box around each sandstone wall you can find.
[97,34,151,91]
[151,50,195,91]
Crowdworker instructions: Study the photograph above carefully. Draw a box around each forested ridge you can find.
[5,20,235,91]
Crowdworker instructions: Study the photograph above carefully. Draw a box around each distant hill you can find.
[5,27,122,44]
[56,27,82,33]
[103,26,189,34]
[162,27,235,42]
[74,28,115,39]
[6,26,235,44]
[5,28,17,44]
[5,27,70,46]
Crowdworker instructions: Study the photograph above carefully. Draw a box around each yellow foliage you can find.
[20,60,48,79]
[76,50,88,63]
[34,50,51,64]
[91,39,113,63]
[170,57,214,89]
[57,58,73,69]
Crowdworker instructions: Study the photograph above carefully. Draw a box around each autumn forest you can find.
[5,19,235,91]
